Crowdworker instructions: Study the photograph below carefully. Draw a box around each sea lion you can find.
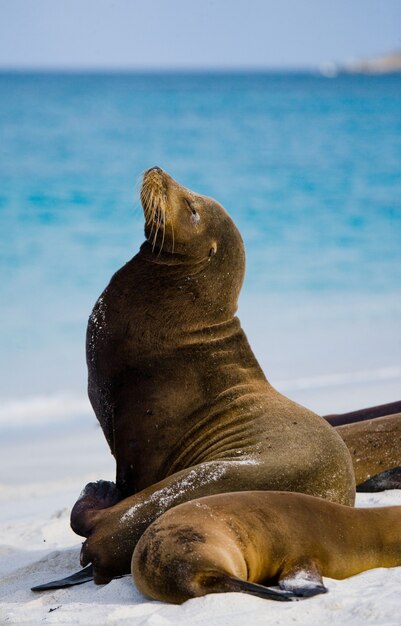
[70,167,355,583]
[335,412,401,487]
[325,400,401,427]
[327,403,401,490]
[322,402,401,489]
[132,490,401,604]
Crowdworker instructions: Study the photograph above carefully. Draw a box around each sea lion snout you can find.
[145,165,163,175]
[142,166,175,194]
[141,168,205,255]
[141,168,169,241]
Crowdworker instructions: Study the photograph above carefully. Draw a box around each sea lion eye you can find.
[209,246,216,257]
[184,198,197,215]
[185,200,200,225]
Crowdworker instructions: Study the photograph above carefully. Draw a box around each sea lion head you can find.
[141,167,242,259]
[140,167,246,318]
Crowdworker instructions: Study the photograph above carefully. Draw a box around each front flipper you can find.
[31,565,94,591]
[278,562,327,598]
[357,466,401,492]
[71,480,123,537]
[79,459,269,584]
[223,577,297,602]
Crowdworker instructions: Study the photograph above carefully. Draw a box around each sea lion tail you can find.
[223,576,297,602]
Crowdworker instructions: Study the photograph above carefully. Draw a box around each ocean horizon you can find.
[1,71,400,425]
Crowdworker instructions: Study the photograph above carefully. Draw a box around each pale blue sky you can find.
[0,0,400,70]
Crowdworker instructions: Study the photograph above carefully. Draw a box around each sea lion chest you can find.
[85,259,264,489]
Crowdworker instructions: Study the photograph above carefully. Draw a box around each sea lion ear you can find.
[278,562,327,598]
[209,244,217,257]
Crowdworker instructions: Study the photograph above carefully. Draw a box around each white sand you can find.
[1,381,401,625]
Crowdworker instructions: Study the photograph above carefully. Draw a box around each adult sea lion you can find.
[132,490,401,604]
[70,167,355,583]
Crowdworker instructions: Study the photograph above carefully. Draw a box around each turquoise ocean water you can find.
[0,72,400,427]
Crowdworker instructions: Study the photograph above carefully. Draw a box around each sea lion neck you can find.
[127,243,241,344]
[139,241,206,268]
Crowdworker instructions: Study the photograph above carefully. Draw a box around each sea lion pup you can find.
[71,167,355,583]
[132,491,401,604]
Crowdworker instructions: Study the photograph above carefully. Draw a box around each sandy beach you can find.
[1,376,401,626]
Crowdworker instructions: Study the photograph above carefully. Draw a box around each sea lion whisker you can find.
[140,183,150,206]
[147,191,159,237]
[149,206,162,242]
[144,186,154,212]
[143,187,152,212]
[152,209,162,252]
[156,209,166,258]
[148,211,156,239]
[148,210,157,238]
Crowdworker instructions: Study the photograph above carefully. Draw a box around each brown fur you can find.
[71,168,355,583]
[336,412,401,485]
[132,491,401,603]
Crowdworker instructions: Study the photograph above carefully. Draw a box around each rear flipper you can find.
[357,466,401,492]
[222,577,297,601]
[70,480,122,537]
[278,562,327,598]
[31,565,130,591]
[31,565,94,591]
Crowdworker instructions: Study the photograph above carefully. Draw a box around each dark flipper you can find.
[223,577,297,602]
[70,480,122,537]
[31,565,94,591]
[278,563,328,598]
[357,466,401,492]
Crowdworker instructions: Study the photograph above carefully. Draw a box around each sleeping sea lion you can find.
[132,490,401,604]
